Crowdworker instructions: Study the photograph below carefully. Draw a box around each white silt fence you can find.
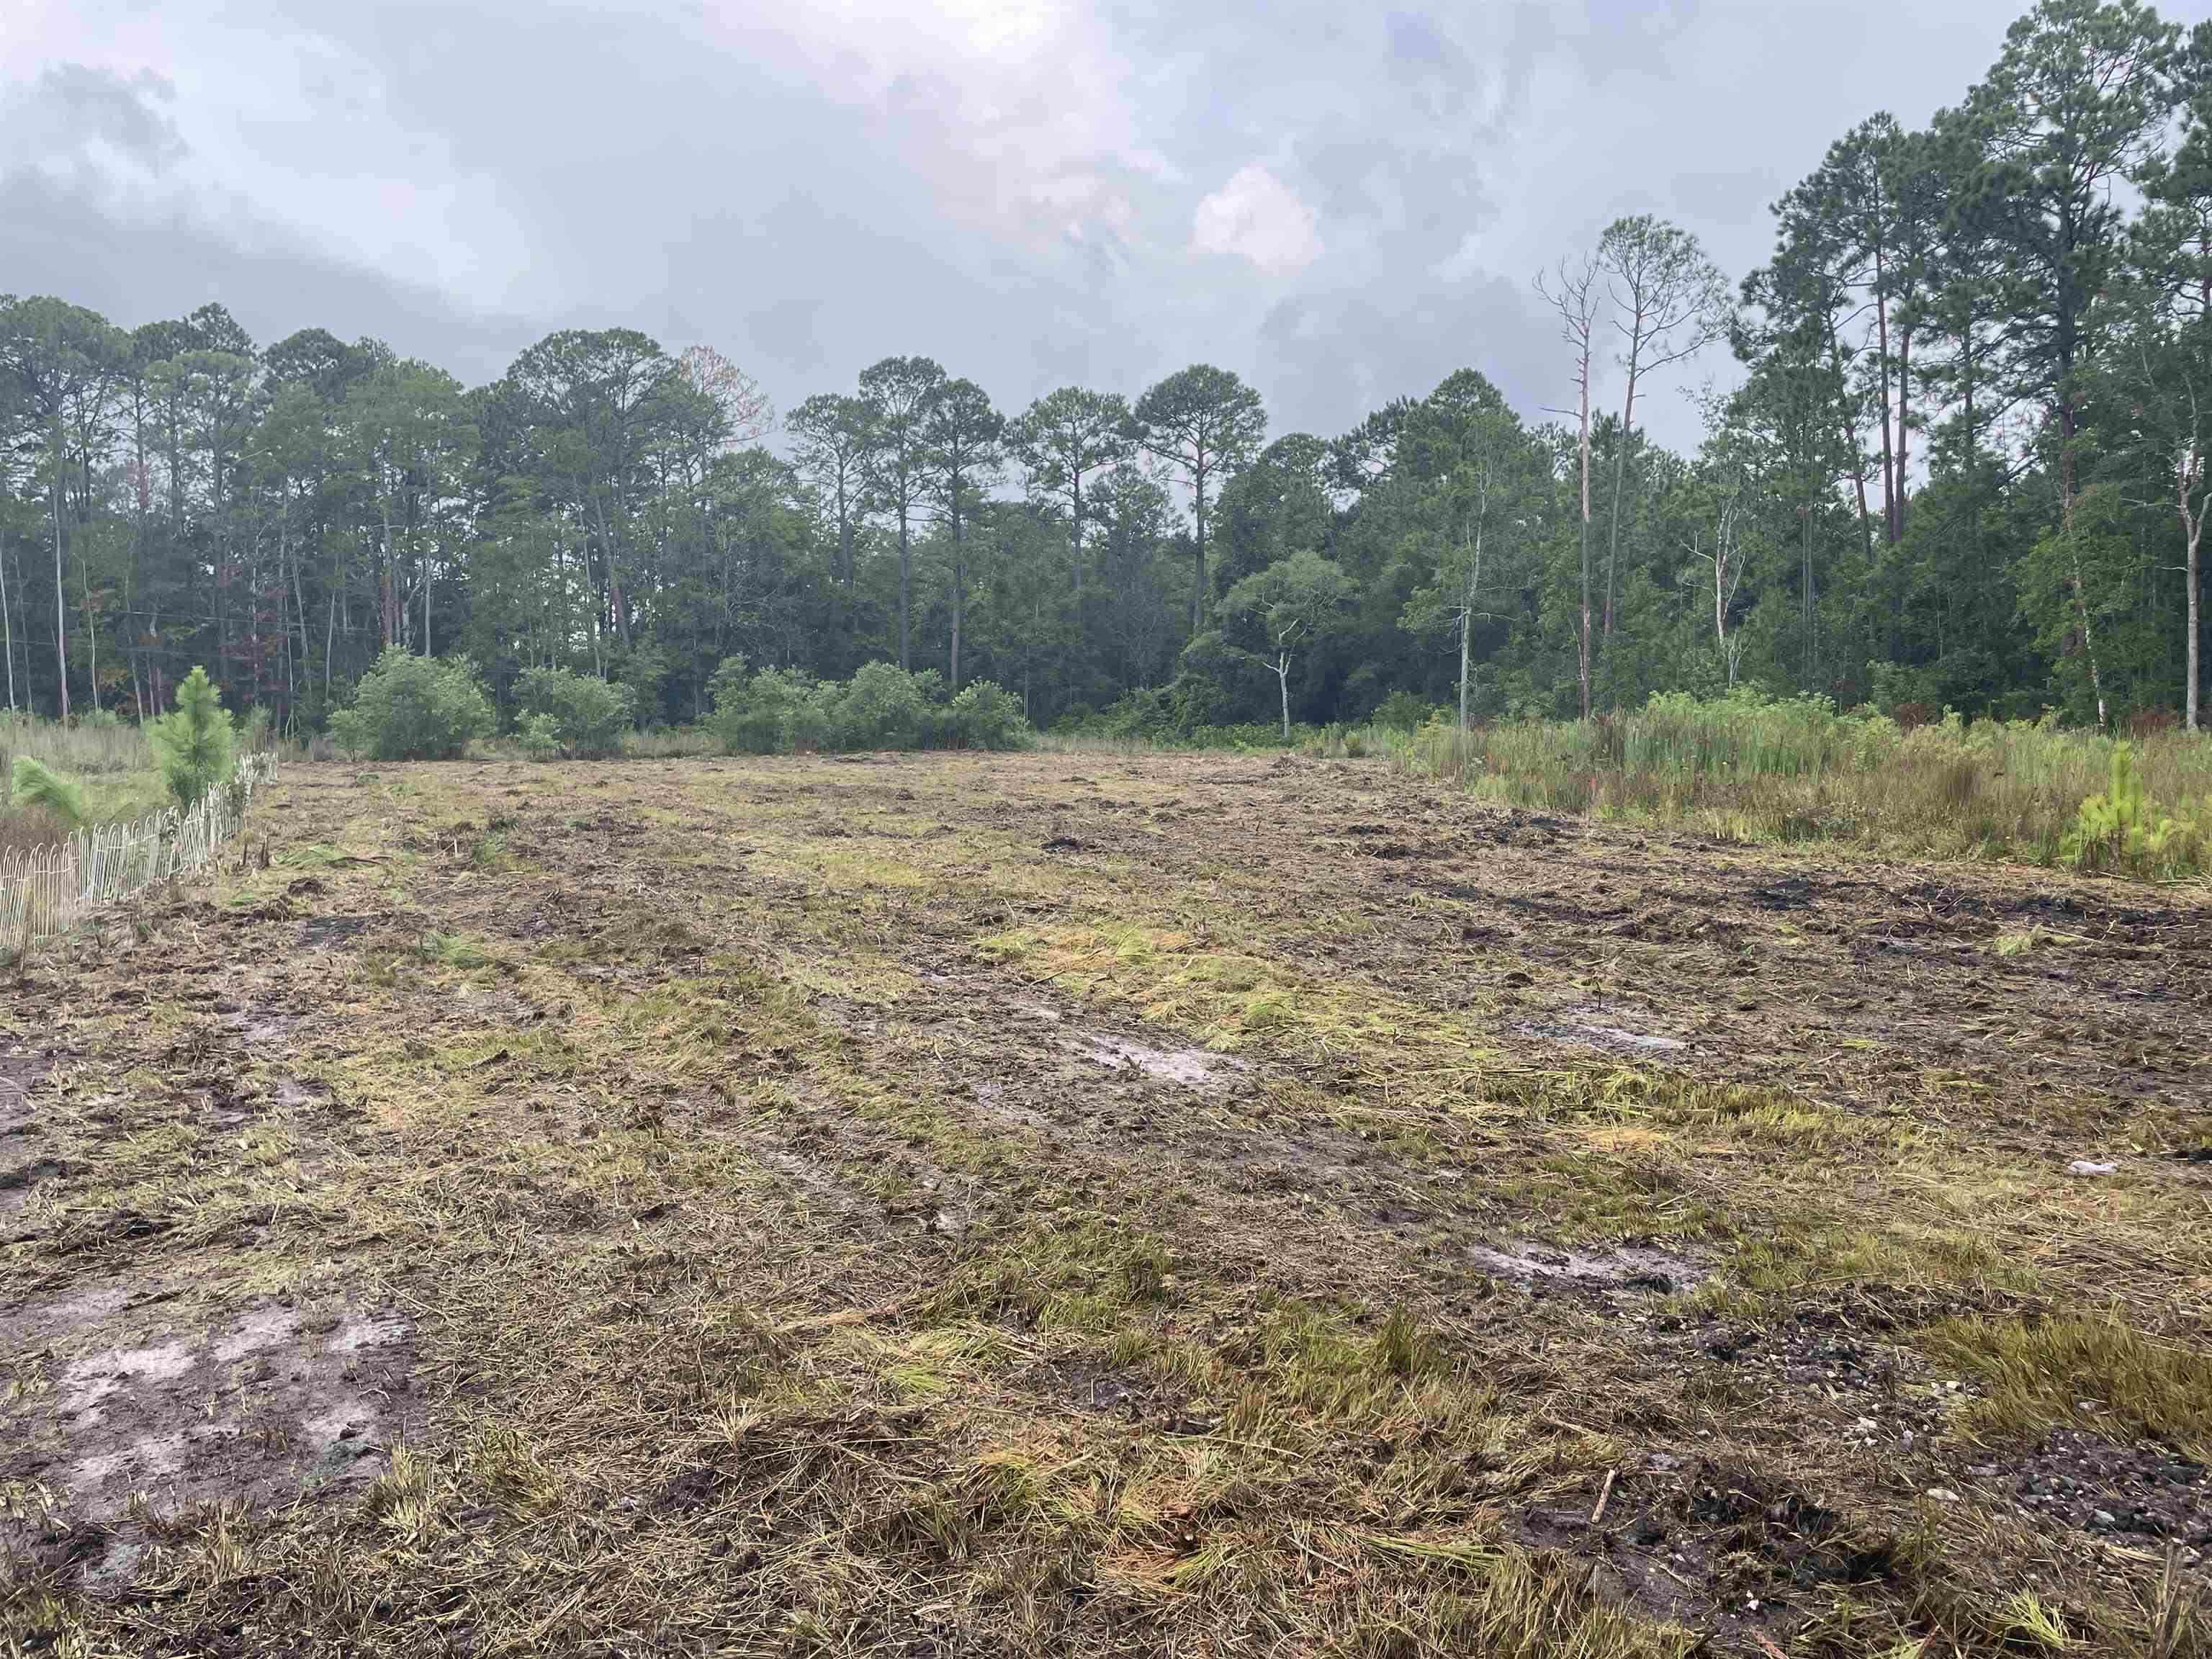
[0,753,278,959]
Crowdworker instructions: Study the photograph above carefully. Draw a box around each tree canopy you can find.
[1,0,2207,739]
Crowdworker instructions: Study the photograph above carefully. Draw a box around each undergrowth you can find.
[1361,692,2212,876]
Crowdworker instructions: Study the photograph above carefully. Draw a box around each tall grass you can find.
[0,714,151,776]
[1383,693,2212,875]
[1,715,176,851]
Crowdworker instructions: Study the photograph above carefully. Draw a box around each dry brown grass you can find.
[0,803,71,861]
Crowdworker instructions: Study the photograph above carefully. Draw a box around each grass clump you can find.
[1920,1313,2212,1456]
[0,711,149,775]
[1386,689,2212,873]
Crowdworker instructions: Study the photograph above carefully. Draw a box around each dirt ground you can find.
[2,750,2208,1657]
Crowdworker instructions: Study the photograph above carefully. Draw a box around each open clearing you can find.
[4,751,2209,1656]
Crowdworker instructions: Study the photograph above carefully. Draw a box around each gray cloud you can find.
[0,63,186,187]
[7,0,2211,455]
[0,169,538,377]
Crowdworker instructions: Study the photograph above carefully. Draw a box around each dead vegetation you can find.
[1,750,2208,1656]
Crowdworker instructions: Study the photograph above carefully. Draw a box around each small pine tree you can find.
[150,666,237,809]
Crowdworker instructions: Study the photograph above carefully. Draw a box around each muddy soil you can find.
[3,752,2207,1657]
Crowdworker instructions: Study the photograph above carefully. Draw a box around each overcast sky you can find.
[8,0,2212,454]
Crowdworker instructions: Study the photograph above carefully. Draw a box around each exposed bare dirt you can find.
[2,751,2207,1656]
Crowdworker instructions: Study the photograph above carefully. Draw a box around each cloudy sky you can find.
[7,0,2211,452]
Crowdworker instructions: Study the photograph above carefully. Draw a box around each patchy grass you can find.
[1923,1316,2212,1459]
[2,750,2208,1658]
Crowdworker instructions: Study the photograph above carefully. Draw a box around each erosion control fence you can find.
[0,754,278,958]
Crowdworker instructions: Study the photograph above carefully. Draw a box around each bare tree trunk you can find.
[1895,325,1912,541]
[2191,517,2203,734]
[1191,467,1209,636]
[81,536,98,714]
[1874,279,1897,544]
[325,550,340,706]
[1458,607,1471,734]
[2180,445,2203,733]
[950,536,965,692]
[1071,469,1085,596]
[1577,444,1592,718]
[1,531,14,711]
[897,501,912,672]
[1827,325,1874,559]
[379,474,397,652]
[51,423,70,721]
[2059,408,2108,731]
[1603,362,1638,646]
[1277,652,1292,741]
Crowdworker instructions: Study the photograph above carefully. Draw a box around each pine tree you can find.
[150,665,237,809]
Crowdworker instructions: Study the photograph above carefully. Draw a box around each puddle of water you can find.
[328,1314,408,1354]
[60,1340,197,1419]
[1469,1241,1702,1295]
[213,1306,302,1362]
[1514,1012,1686,1055]
[1570,1023,1685,1053]
[300,1398,375,1445]
[272,1076,324,1108]
[1073,1033,1251,1090]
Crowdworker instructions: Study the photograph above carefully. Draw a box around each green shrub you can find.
[235,703,274,753]
[1370,690,1435,733]
[149,666,238,807]
[710,660,1030,755]
[830,662,936,750]
[331,649,494,761]
[8,755,87,828]
[945,681,1028,750]
[514,665,635,757]
[711,665,832,754]
[517,713,564,760]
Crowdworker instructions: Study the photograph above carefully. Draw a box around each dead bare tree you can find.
[1535,253,1602,720]
[1594,216,1730,682]
[1689,475,1749,689]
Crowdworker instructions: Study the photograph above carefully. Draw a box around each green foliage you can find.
[7,755,87,829]
[835,661,938,750]
[17,22,2212,757]
[517,713,564,760]
[1363,692,2212,872]
[331,650,495,761]
[2059,743,2206,878]
[514,666,635,758]
[944,681,1028,750]
[1370,690,1438,732]
[710,664,832,755]
[148,666,238,808]
[709,659,1032,755]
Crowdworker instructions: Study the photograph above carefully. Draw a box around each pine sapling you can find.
[150,666,237,809]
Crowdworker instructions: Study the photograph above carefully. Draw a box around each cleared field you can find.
[2,751,2208,1657]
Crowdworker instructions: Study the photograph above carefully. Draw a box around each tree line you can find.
[1,0,2208,739]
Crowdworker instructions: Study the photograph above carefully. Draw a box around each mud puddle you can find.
[1469,1240,1703,1295]
[1514,1007,1687,1056]
[1,1288,415,1591]
[1069,1033,1253,1090]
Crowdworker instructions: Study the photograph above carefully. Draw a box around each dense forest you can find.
[2,0,2209,738]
